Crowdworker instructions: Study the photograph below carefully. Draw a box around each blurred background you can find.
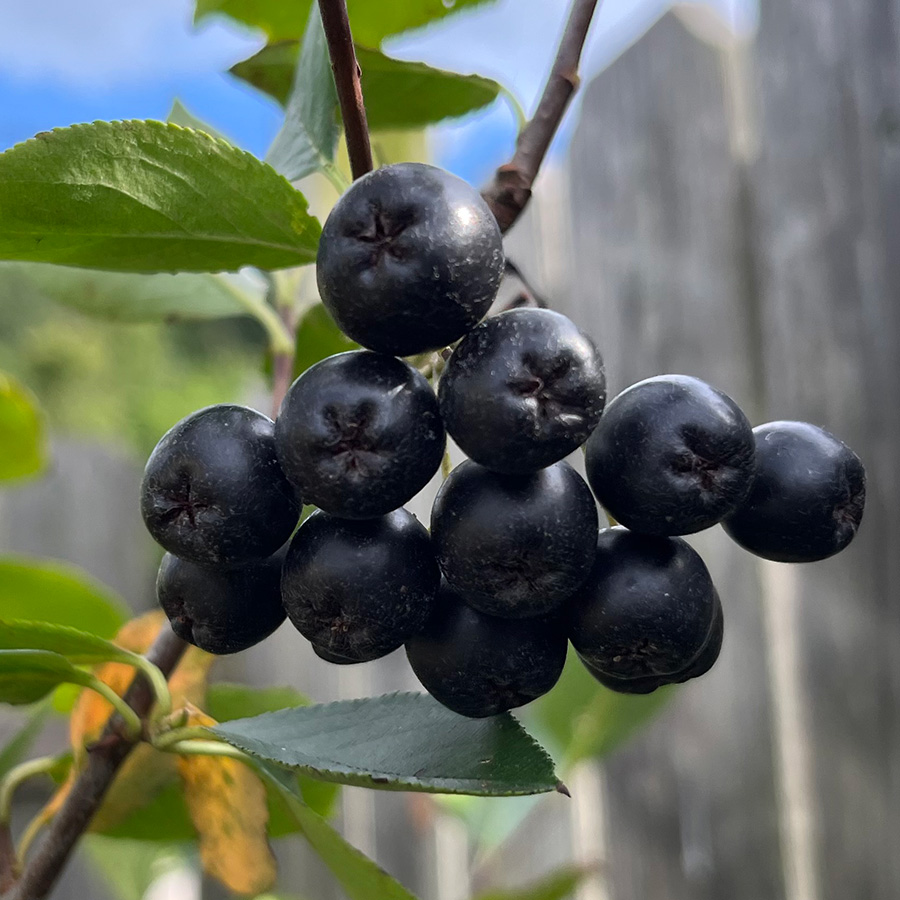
[1,0,898,898]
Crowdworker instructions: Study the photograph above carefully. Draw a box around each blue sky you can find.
[0,0,754,183]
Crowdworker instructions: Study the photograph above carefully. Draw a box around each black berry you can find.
[275,351,445,519]
[578,589,724,694]
[438,309,606,473]
[156,549,286,655]
[316,163,504,357]
[281,509,440,664]
[568,527,718,687]
[141,405,300,565]
[723,421,865,562]
[406,581,567,717]
[585,375,755,535]
[431,460,598,618]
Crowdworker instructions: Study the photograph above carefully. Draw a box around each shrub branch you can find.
[3,625,187,900]
[482,0,602,233]
[318,0,373,180]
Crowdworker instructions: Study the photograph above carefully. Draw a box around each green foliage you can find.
[0,121,320,272]
[234,42,501,129]
[0,371,46,481]
[213,691,559,796]
[196,0,498,46]
[206,682,309,721]
[0,620,144,668]
[0,266,264,455]
[292,302,359,378]
[166,99,227,141]
[526,649,672,766]
[356,47,501,129]
[0,649,106,705]
[260,762,420,900]
[472,866,598,900]
[1,262,261,324]
[266,8,340,183]
[0,557,126,636]
[0,702,51,779]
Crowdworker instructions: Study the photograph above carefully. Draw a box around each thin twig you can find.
[271,303,299,418]
[496,259,550,312]
[5,626,187,900]
[482,0,601,232]
[318,0,373,180]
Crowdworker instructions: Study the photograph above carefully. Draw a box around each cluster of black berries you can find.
[140,163,867,718]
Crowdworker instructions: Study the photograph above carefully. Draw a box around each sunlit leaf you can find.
[0,121,320,272]
[195,0,499,46]
[0,262,258,323]
[233,43,501,130]
[266,8,340,182]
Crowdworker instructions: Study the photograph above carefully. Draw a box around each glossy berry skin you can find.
[316,163,504,357]
[281,509,440,664]
[275,351,445,519]
[406,581,567,718]
[578,590,724,694]
[723,421,866,562]
[156,549,286,655]
[141,405,300,565]
[431,460,598,618]
[568,527,717,684]
[438,309,606,473]
[585,375,755,535]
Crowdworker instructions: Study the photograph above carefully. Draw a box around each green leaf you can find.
[0,701,51,779]
[292,303,358,378]
[258,761,419,900]
[0,557,126,637]
[0,262,259,323]
[0,649,102,704]
[233,43,501,130]
[213,691,559,796]
[526,650,672,766]
[472,865,599,900]
[266,8,340,183]
[0,372,46,482]
[206,682,310,721]
[0,121,321,272]
[196,0,498,46]
[357,47,501,130]
[0,619,141,667]
[167,99,227,141]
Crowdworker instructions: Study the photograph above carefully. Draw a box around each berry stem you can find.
[3,625,187,900]
[481,0,602,232]
[317,0,373,181]
[271,302,299,418]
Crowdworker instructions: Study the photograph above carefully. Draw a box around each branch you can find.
[318,0,373,181]
[271,303,299,418]
[482,0,601,233]
[6,625,187,900]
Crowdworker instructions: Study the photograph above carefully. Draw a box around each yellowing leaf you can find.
[42,612,214,829]
[177,707,276,895]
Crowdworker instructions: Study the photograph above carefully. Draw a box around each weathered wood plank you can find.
[544,13,786,900]
[749,1,900,897]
